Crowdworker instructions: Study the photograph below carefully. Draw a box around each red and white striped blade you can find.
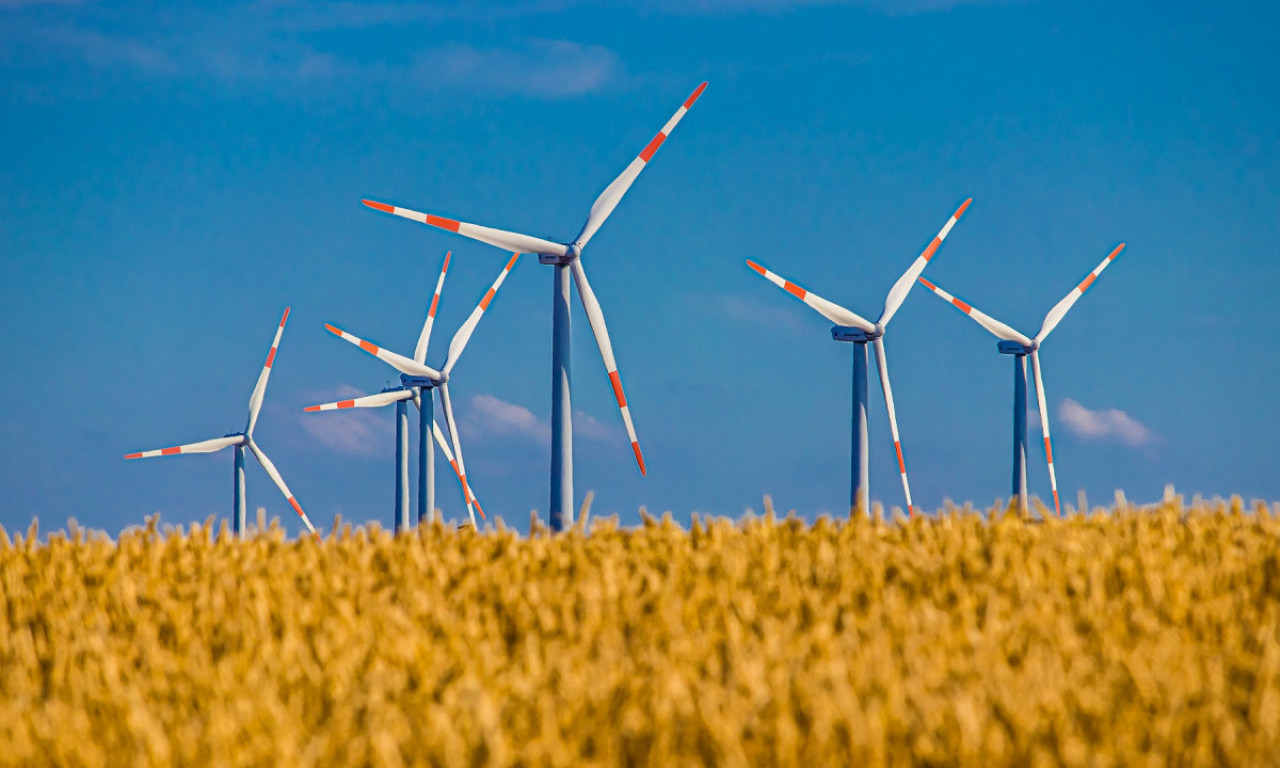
[570,259,646,475]
[247,440,316,534]
[873,338,915,518]
[303,389,412,412]
[429,420,486,521]
[362,200,567,258]
[443,252,520,375]
[572,82,707,250]
[124,434,243,459]
[745,260,875,332]
[878,198,972,327]
[247,307,290,436]
[917,277,1032,345]
[324,324,441,380]
[438,383,478,529]
[1036,243,1125,343]
[1029,350,1060,517]
[415,251,451,365]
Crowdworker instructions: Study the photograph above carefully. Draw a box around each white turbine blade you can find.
[303,389,413,412]
[442,252,520,375]
[569,259,647,475]
[1035,243,1126,343]
[363,200,567,258]
[1029,350,1060,517]
[124,435,243,459]
[438,383,478,529]
[414,251,451,364]
[247,440,316,534]
[878,198,972,327]
[873,338,915,518]
[324,324,441,380]
[916,277,1032,345]
[246,307,290,436]
[745,260,876,332]
[572,82,708,250]
[429,421,487,522]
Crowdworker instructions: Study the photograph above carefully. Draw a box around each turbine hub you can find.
[539,245,580,265]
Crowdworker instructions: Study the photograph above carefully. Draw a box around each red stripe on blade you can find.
[918,276,937,290]
[324,324,341,336]
[894,441,905,473]
[362,200,394,214]
[746,260,766,276]
[359,340,380,355]
[428,295,440,318]
[783,281,806,299]
[443,251,452,270]
[639,132,667,162]
[684,82,707,109]
[124,453,142,459]
[952,297,972,314]
[479,288,496,310]
[609,371,626,407]
[162,446,182,456]
[921,237,942,262]
[303,405,321,412]
[337,400,355,409]
[280,307,290,326]
[632,442,647,476]
[1079,274,1096,292]
[1108,244,1125,261]
[264,348,276,369]
[504,252,519,270]
[288,497,305,517]
[1044,437,1054,464]
[424,214,460,232]
[954,198,972,219]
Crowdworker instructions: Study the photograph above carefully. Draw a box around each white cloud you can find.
[462,394,619,445]
[1059,398,1152,447]
[297,385,394,457]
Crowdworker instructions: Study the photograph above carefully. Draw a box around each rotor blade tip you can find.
[124,453,141,459]
[280,307,290,325]
[323,323,341,336]
[363,199,395,214]
[303,405,320,412]
[505,252,520,269]
[745,260,764,275]
[918,276,936,289]
[632,442,647,476]
[955,198,972,218]
[685,82,708,108]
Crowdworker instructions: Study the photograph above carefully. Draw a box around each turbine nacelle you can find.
[831,325,884,343]
[539,249,579,265]
[998,340,1039,355]
[400,374,442,388]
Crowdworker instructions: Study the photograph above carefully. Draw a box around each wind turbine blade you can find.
[917,277,1033,345]
[304,389,413,412]
[362,200,568,258]
[878,198,972,327]
[873,338,915,518]
[569,259,647,475]
[1035,243,1125,343]
[1029,350,1060,516]
[430,420,486,521]
[324,324,442,380]
[247,440,316,534]
[442,252,520,375]
[124,435,243,459]
[246,307,290,436]
[745,260,875,332]
[572,82,708,250]
[438,384,478,528]
[414,251,451,364]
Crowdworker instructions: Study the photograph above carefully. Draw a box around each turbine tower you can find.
[361,82,707,530]
[315,252,520,529]
[917,242,1126,515]
[125,308,317,536]
[746,199,971,517]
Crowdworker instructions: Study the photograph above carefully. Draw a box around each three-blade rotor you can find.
[360,82,708,477]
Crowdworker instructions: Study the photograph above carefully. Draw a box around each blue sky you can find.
[2,0,1277,535]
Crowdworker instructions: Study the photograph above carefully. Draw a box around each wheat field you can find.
[3,497,1280,767]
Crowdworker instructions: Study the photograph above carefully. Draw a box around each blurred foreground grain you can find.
[3,498,1280,767]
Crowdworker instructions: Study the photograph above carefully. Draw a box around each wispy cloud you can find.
[412,39,620,98]
[716,294,808,334]
[462,394,619,445]
[297,385,394,457]
[1059,398,1152,447]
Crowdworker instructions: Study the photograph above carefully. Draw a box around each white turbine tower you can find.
[315,251,521,529]
[124,308,317,536]
[746,199,972,517]
[917,242,1126,516]
[361,82,707,530]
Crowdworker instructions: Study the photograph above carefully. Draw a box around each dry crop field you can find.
[3,498,1280,767]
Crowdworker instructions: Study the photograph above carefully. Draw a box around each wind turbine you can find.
[361,82,707,530]
[315,251,521,529]
[745,199,972,517]
[917,242,1126,516]
[124,308,317,536]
